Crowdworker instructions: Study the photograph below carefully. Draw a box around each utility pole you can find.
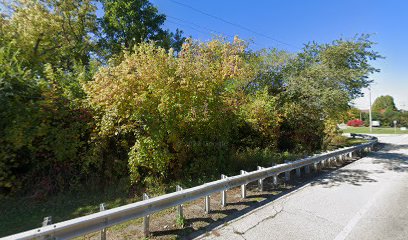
[369,87,373,133]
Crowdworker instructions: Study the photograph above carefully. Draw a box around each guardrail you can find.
[3,134,377,240]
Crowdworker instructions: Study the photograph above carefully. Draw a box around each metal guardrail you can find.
[3,135,377,240]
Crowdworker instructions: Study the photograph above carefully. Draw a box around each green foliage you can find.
[98,0,185,58]
[0,44,93,194]
[363,95,407,127]
[0,0,382,196]
[176,214,186,228]
[372,95,397,113]
[2,0,97,71]
[86,37,255,184]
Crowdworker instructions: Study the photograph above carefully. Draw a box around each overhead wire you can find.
[167,0,300,50]
[166,15,267,49]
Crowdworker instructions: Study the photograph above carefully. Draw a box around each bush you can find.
[0,45,93,195]
[86,38,256,185]
[347,119,364,127]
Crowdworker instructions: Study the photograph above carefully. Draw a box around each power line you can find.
[167,0,300,50]
[167,15,266,48]
[166,19,210,36]
[168,15,233,39]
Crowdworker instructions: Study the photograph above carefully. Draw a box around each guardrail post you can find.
[313,162,319,172]
[257,166,264,191]
[241,170,247,198]
[41,216,52,240]
[285,171,290,181]
[99,204,106,240]
[333,156,338,165]
[221,174,227,207]
[273,175,278,186]
[176,185,183,219]
[296,167,301,177]
[42,216,52,227]
[321,160,326,169]
[305,165,310,174]
[329,157,335,167]
[143,193,150,237]
[205,195,210,214]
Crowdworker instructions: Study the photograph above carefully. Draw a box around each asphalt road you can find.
[197,134,408,240]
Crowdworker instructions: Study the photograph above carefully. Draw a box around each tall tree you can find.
[372,95,397,113]
[98,0,185,58]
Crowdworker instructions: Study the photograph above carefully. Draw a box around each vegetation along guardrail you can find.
[4,134,377,240]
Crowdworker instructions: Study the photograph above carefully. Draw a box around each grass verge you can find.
[342,126,408,134]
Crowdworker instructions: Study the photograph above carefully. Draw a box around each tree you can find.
[372,95,397,113]
[86,37,257,184]
[0,1,97,194]
[98,0,185,58]
[274,35,381,151]
[2,0,97,72]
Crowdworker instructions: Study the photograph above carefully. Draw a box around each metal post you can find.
[305,165,310,174]
[42,216,52,240]
[98,204,106,240]
[314,162,319,172]
[273,175,278,186]
[42,216,52,227]
[221,174,227,207]
[285,171,290,181]
[257,166,264,191]
[205,196,210,214]
[369,87,372,133]
[296,168,301,177]
[241,170,247,198]
[176,185,183,218]
[143,193,150,237]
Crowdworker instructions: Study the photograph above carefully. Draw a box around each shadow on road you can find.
[310,169,379,187]
[310,143,408,188]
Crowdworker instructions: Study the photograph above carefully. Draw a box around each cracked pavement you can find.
[197,134,408,240]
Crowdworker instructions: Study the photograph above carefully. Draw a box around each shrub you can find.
[85,38,257,185]
[347,119,364,127]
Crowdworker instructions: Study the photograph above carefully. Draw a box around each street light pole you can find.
[369,87,373,133]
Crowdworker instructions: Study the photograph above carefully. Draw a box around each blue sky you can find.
[147,0,408,110]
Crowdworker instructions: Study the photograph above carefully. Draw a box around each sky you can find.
[148,0,408,110]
